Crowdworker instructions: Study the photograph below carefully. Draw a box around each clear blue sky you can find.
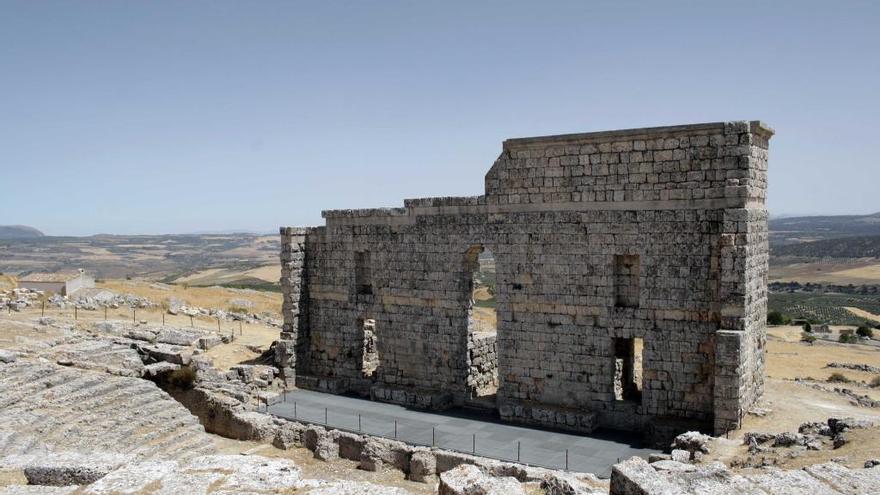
[1,1,877,236]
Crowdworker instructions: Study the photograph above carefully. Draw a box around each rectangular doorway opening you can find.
[360,318,379,379]
[465,245,498,398]
[613,337,643,402]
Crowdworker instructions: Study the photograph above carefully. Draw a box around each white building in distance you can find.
[18,269,94,296]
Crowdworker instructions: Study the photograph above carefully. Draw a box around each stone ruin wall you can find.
[279,121,772,439]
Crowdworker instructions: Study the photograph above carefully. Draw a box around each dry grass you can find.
[172,264,280,286]
[770,259,880,285]
[0,275,16,291]
[766,325,880,392]
[97,279,281,314]
[202,323,280,370]
[471,307,497,332]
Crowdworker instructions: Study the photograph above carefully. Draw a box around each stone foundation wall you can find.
[279,121,772,436]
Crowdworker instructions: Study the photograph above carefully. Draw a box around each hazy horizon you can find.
[2,1,878,236]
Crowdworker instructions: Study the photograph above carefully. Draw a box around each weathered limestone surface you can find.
[0,361,216,462]
[439,464,526,495]
[610,456,880,495]
[280,121,773,438]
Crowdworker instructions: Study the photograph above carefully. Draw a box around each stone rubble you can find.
[736,417,876,467]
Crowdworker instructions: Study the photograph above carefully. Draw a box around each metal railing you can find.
[261,396,626,473]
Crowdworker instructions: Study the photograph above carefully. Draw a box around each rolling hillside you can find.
[770,212,880,245]
[0,225,44,239]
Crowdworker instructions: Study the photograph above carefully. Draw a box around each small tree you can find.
[801,333,816,345]
[839,333,857,344]
[828,372,850,383]
[803,322,813,333]
[856,326,874,339]
[767,311,787,326]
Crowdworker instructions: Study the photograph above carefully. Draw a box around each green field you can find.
[768,292,880,325]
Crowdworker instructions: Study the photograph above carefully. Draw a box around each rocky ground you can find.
[3,308,880,494]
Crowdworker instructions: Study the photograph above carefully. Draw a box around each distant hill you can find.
[770,212,880,244]
[0,225,44,239]
[772,235,880,258]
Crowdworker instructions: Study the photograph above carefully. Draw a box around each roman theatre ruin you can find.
[277,121,773,444]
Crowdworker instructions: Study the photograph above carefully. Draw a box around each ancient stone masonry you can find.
[279,121,773,441]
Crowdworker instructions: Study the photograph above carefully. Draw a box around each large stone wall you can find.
[279,121,772,439]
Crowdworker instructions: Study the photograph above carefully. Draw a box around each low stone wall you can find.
[268,414,603,486]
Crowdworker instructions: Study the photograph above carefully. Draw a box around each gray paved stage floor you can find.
[268,389,658,477]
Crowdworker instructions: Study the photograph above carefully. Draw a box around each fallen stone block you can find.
[273,422,307,450]
[18,452,132,486]
[408,448,436,482]
[541,471,606,494]
[315,431,340,461]
[138,343,192,365]
[610,457,687,495]
[142,362,181,377]
[197,336,222,350]
[439,464,525,495]
[335,431,366,461]
[670,449,690,463]
[774,432,806,447]
[0,350,17,363]
[156,327,201,346]
[359,437,410,472]
[670,431,711,454]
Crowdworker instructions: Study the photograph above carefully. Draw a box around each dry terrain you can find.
[173,264,280,287]
[96,279,282,315]
[701,325,880,471]
[0,307,436,494]
[0,233,279,284]
[770,258,880,285]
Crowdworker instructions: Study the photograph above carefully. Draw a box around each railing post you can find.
[324,407,328,425]
[565,449,569,471]
[394,420,397,440]
[472,433,476,454]
[358,414,362,432]
[517,441,520,462]
[294,401,297,419]
[432,427,435,447]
